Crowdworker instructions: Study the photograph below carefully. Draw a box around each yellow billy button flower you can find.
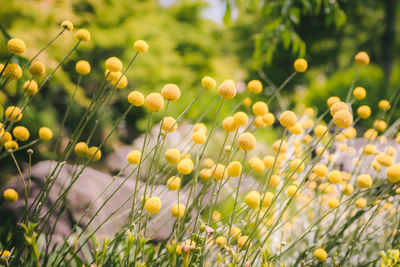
[211,164,227,180]
[5,106,22,122]
[4,140,18,151]
[353,86,366,100]
[230,226,241,240]
[167,176,181,191]
[227,161,242,177]
[357,105,371,119]
[161,84,181,102]
[7,38,26,55]
[192,131,206,144]
[314,248,327,262]
[378,99,391,111]
[242,97,252,107]
[177,158,194,175]
[272,139,288,153]
[373,120,387,132]
[75,60,91,75]
[105,57,123,72]
[4,64,22,80]
[127,90,144,106]
[249,157,265,172]
[127,150,141,165]
[252,101,269,116]
[262,192,274,207]
[290,159,304,172]
[233,111,248,126]
[279,110,297,128]
[355,51,370,66]
[330,101,348,117]
[76,29,91,42]
[286,185,298,197]
[3,188,18,202]
[23,80,38,96]
[356,174,372,189]
[328,198,339,208]
[263,112,275,126]
[333,110,353,128]
[145,196,161,214]
[61,20,74,31]
[247,80,262,94]
[201,76,216,89]
[245,190,261,208]
[133,40,148,53]
[222,116,238,132]
[327,96,340,108]
[355,197,367,208]
[162,117,178,133]
[171,203,185,218]
[0,132,12,145]
[387,164,400,183]
[38,127,53,141]
[204,158,214,168]
[145,92,164,112]
[0,250,11,264]
[215,236,227,246]
[29,61,46,77]
[237,132,256,151]
[74,142,88,157]
[288,123,303,135]
[111,75,128,89]
[218,80,236,99]
[293,58,308,72]
[193,123,207,133]
[165,148,181,164]
[13,126,29,141]
[328,170,342,184]
[269,174,281,187]
[87,146,101,161]
[342,184,354,195]
[237,235,250,249]
[314,164,328,178]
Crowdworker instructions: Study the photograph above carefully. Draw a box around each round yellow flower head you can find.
[328,170,342,184]
[245,190,261,208]
[227,161,242,177]
[272,139,287,153]
[387,164,400,183]
[23,80,38,96]
[167,176,181,191]
[4,63,22,80]
[314,164,328,177]
[193,122,207,133]
[161,84,181,101]
[61,20,73,31]
[376,153,393,167]
[87,146,101,161]
[29,61,46,77]
[233,112,248,126]
[263,155,275,168]
[215,236,227,246]
[74,142,88,157]
[0,132,12,146]
[39,127,53,141]
[211,164,227,180]
[171,203,185,218]
[105,57,123,72]
[145,92,164,112]
[342,183,354,195]
[0,250,11,264]
[201,76,216,89]
[262,192,274,207]
[112,75,128,89]
[177,158,194,175]
[222,116,238,132]
[237,132,256,151]
[145,196,161,214]
[290,159,304,172]
[162,117,178,133]
[385,146,396,156]
[204,158,214,168]
[353,86,366,100]
[192,130,206,144]
[3,188,18,202]
[7,38,26,55]
[75,60,91,75]
[314,248,327,262]
[355,51,370,66]
[327,96,340,108]
[286,185,298,197]
[133,40,148,53]
[13,126,29,141]
[165,148,181,164]
[279,110,297,128]
[242,97,252,107]
[263,112,275,126]
[333,110,353,128]
[344,127,357,139]
[254,116,266,129]
[4,140,18,151]
[355,197,367,209]
[328,197,339,209]
[247,80,262,94]
[252,101,269,116]
[230,226,241,239]
[237,235,250,249]
[288,123,303,135]
[249,157,265,172]
[127,150,141,165]
[293,58,308,72]
[330,101,349,117]
[128,90,144,106]
[199,168,211,181]
[76,29,91,42]
[218,80,236,99]
[378,99,391,111]
[364,128,378,140]
[356,174,372,188]
[373,120,387,132]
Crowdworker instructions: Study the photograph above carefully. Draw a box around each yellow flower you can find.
[242,97,252,107]
[177,158,194,175]
[4,140,18,151]
[218,80,236,99]
[387,164,400,183]
[87,146,101,161]
[74,142,88,157]
[200,168,212,181]
[343,127,357,139]
[356,174,372,188]
[355,51,370,66]
[161,84,181,101]
[328,198,339,208]
[167,176,181,191]
[13,126,29,141]
[288,123,303,135]
[333,110,353,128]
[342,184,353,195]
[127,150,141,165]
[111,75,128,89]
[7,38,26,55]
[165,148,181,164]
[328,170,342,184]
[373,120,387,132]
[192,131,206,144]
[227,161,242,177]
[252,101,269,116]
[233,112,248,126]
[245,190,261,208]
[237,235,250,248]
[201,76,216,89]
[262,192,274,207]
[279,110,297,128]
[203,158,214,168]
[247,80,262,94]
[237,132,256,151]
[127,90,144,106]
[230,226,241,240]
[162,117,178,133]
[23,80,38,96]
[76,29,91,42]
[355,197,367,209]
[29,61,46,77]
[105,57,123,72]
[262,112,275,126]
[376,153,393,167]
[215,236,227,246]
[263,156,275,168]
[254,116,266,129]
[272,139,287,153]
[171,203,185,218]
[39,127,53,141]
[145,196,162,214]
[293,58,308,72]
[61,20,74,31]
[75,60,91,75]
[145,92,164,112]
[0,250,11,264]
[5,106,22,122]
[133,40,148,53]
[0,132,12,145]
[327,96,340,108]
[353,86,366,100]
[222,116,238,132]
[330,101,348,117]
[314,248,327,262]
[211,164,227,180]
[249,157,265,172]
[3,188,18,202]
[314,164,328,178]
[4,63,22,80]
[364,128,378,140]
[290,159,304,172]
[378,99,391,111]
[286,185,298,197]
[193,123,207,133]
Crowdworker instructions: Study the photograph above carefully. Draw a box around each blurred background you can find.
[0,0,399,174]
